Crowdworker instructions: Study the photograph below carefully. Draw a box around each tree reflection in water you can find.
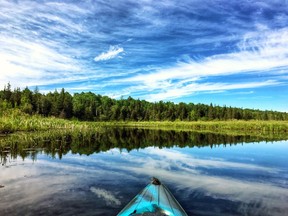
[1,127,286,165]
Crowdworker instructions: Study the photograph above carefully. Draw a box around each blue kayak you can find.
[117,177,188,216]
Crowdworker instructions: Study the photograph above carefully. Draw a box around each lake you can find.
[0,128,288,216]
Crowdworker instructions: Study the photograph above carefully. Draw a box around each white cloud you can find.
[158,30,287,80]
[0,39,83,88]
[146,80,280,101]
[142,147,278,172]
[1,0,288,106]
[90,187,121,206]
[0,0,93,88]
[112,27,288,101]
[94,45,124,62]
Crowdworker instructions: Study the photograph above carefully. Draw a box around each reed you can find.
[0,109,101,133]
[1,109,288,135]
[102,120,288,134]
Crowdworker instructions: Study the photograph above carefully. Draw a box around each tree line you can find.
[0,83,287,121]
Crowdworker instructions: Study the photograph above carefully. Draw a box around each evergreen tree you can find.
[1,84,288,122]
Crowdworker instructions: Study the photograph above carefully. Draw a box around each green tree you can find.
[20,87,33,114]
[32,86,41,113]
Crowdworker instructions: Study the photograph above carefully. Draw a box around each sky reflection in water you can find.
[1,140,288,216]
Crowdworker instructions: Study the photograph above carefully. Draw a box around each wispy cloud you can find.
[90,187,121,206]
[0,0,288,109]
[112,27,288,101]
[94,45,124,62]
[0,0,92,88]
[147,148,276,171]
[146,80,280,102]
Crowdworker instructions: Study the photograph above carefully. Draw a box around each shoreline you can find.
[1,112,288,134]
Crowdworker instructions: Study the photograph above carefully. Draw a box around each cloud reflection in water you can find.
[0,142,288,216]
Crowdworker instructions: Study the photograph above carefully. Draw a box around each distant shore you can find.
[1,109,288,135]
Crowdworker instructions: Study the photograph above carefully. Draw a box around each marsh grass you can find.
[2,109,287,167]
[112,120,288,134]
[1,109,288,136]
[0,109,102,133]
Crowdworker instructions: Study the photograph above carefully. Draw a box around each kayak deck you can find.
[117,177,188,216]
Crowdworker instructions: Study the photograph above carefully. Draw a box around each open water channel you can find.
[0,128,288,215]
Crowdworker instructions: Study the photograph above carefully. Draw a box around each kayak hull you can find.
[117,178,188,216]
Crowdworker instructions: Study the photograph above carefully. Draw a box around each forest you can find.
[0,83,288,121]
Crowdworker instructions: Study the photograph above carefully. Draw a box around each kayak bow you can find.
[117,177,188,216]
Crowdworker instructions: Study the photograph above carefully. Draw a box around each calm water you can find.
[0,129,288,216]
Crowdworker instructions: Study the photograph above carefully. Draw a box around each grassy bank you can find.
[112,120,288,134]
[1,109,288,135]
[0,109,100,133]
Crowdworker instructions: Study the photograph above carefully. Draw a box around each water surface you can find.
[0,129,288,216]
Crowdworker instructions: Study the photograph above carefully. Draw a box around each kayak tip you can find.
[151,177,161,185]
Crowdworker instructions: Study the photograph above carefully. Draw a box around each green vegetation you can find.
[1,83,288,135]
[1,108,288,135]
[0,109,101,134]
[1,83,288,123]
[1,86,287,200]
[1,128,288,166]
[117,120,288,134]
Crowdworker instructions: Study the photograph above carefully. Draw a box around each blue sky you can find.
[1,0,288,111]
